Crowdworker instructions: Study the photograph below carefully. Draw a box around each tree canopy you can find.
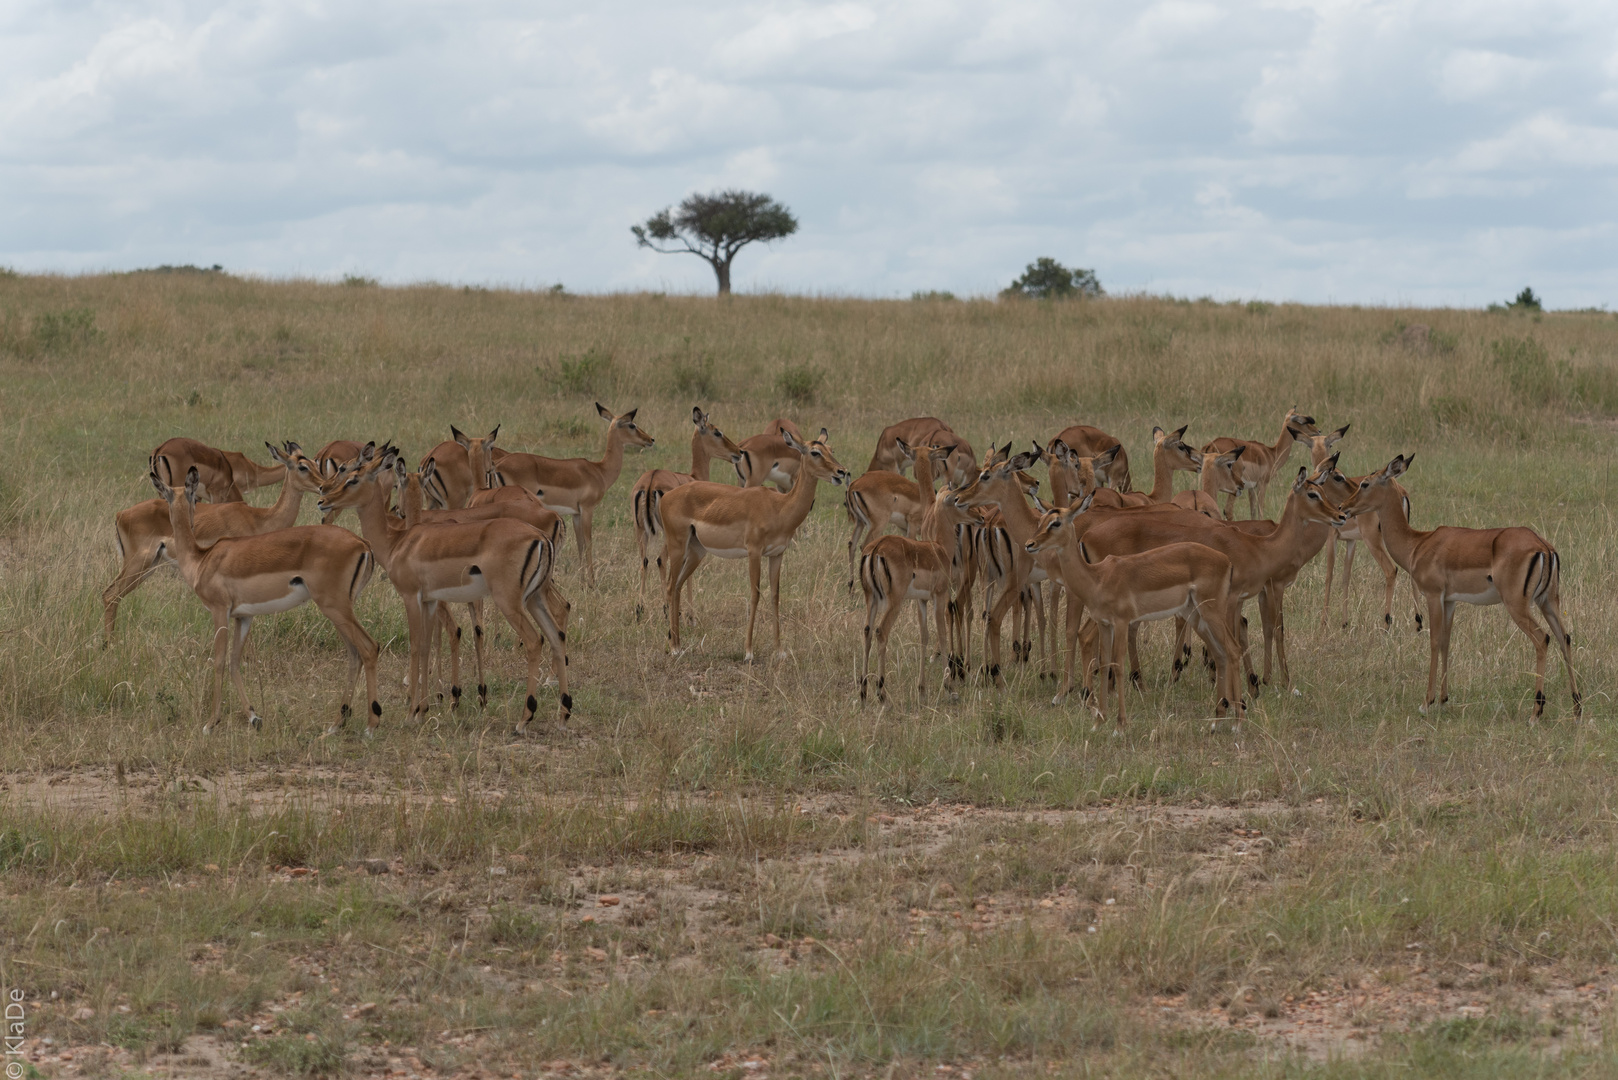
[632,190,798,296]
[1001,257,1104,300]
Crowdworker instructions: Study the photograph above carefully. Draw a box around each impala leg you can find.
[1108,621,1130,732]
[1054,588,1084,705]
[525,579,571,733]
[227,616,260,730]
[933,585,953,700]
[495,596,545,736]
[1127,622,1142,691]
[1420,594,1446,713]
[203,615,231,733]
[469,600,489,707]
[859,571,880,704]
[1536,594,1581,719]
[414,600,441,724]
[984,579,1020,689]
[1363,532,1399,631]
[1503,595,1551,721]
[665,529,698,655]
[1169,615,1190,683]
[438,605,461,707]
[769,553,786,660]
[635,501,653,620]
[743,551,763,663]
[1247,485,1261,521]
[402,600,429,726]
[1337,538,1357,626]
[101,541,167,642]
[1046,580,1062,680]
[874,586,906,705]
[318,598,381,736]
[1028,582,1045,674]
[846,516,867,593]
[576,505,596,587]
[1320,536,1339,629]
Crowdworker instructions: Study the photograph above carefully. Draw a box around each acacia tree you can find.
[632,190,798,295]
[1001,257,1104,300]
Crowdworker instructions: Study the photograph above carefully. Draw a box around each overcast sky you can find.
[3,1,1616,305]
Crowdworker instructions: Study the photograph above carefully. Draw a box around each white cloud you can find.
[1,0,1618,305]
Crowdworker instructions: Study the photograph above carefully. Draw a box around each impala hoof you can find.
[248,712,263,730]
[1291,687,1302,697]
[201,723,214,736]
[743,652,755,663]
[362,727,376,741]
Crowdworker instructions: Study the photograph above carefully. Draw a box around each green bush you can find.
[911,290,957,301]
[775,364,823,404]
[671,354,718,399]
[556,348,613,395]
[33,307,101,352]
[341,274,378,287]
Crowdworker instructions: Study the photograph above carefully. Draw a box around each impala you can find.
[1201,408,1319,519]
[737,425,831,491]
[1026,494,1245,732]
[1341,455,1578,720]
[315,439,377,523]
[661,430,851,661]
[400,457,571,711]
[151,437,247,502]
[844,439,950,589]
[490,404,654,585]
[867,418,978,488]
[150,464,380,735]
[1047,424,1130,501]
[1299,427,1410,630]
[949,447,1070,686]
[1078,466,1346,694]
[319,454,571,734]
[1050,429,1220,516]
[103,443,324,640]
[858,487,978,704]
[630,407,745,619]
[413,425,501,510]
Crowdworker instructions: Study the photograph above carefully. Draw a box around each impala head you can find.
[265,441,324,493]
[1284,407,1320,439]
[1195,443,1244,485]
[318,447,393,515]
[891,436,918,466]
[1341,454,1412,518]
[1294,423,1350,468]
[452,424,500,486]
[1153,425,1202,471]
[598,403,655,450]
[1290,465,1349,528]
[1026,492,1093,554]
[692,407,745,464]
[954,449,1039,509]
[931,483,978,528]
[781,429,849,485]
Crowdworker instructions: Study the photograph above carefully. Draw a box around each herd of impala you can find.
[106,401,1581,738]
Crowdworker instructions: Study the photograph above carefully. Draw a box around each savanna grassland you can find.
[5,271,1618,1079]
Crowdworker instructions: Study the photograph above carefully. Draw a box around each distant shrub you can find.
[556,348,613,394]
[549,283,566,294]
[1510,287,1542,311]
[775,364,823,405]
[0,266,18,280]
[671,355,719,399]
[33,307,101,351]
[1245,300,1273,315]
[136,264,223,275]
[1001,258,1103,300]
[911,290,957,302]
[342,274,378,287]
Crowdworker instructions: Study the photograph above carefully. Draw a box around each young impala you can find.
[661,430,850,662]
[150,464,381,735]
[490,404,654,585]
[1341,455,1579,721]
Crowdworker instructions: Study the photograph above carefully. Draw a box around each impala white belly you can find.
[425,569,491,604]
[232,579,312,617]
[767,465,793,485]
[904,584,935,601]
[1447,586,1500,606]
[701,546,750,560]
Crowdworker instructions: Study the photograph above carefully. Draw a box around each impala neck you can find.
[401,476,425,528]
[777,464,827,532]
[262,474,309,530]
[1269,489,1334,565]
[1200,458,1226,495]
[1362,486,1425,573]
[913,451,940,498]
[162,495,207,587]
[596,426,631,491]
[1269,419,1297,461]
[348,484,402,570]
[471,443,492,493]
[1146,443,1176,502]
[690,432,718,480]
[984,480,1041,544]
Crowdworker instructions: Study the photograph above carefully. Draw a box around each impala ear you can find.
[1293,465,1309,491]
[359,441,377,463]
[1388,454,1412,479]
[625,408,639,422]
[1330,424,1349,444]
[1291,427,1312,444]
[266,441,283,464]
[596,402,614,421]
[394,457,408,484]
[692,406,705,425]
[1095,444,1121,467]
[184,466,201,505]
[1229,445,1246,460]
[780,429,805,452]
[1073,491,1095,517]
[818,427,830,445]
[451,426,469,449]
[150,465,173,502]
[1173,424,1189,440]
[487,424,500,444]
[1188,450,1205,468]
[1029,440,1045,462]
[1325,451,1341,472]
[893,436,911,457]
[1151,426,1165,442]
[1050,438,1068,460]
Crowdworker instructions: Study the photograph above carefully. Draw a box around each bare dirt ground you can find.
[7,769,1610,1077]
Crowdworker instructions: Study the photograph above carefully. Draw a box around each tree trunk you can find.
[712,257,731,296]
